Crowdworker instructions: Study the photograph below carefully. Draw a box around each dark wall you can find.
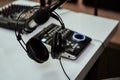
[83,0,120,12]
[67,0,78,3]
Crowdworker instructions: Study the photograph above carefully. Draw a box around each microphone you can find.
[22,7,50,34]
[22,0,68,34]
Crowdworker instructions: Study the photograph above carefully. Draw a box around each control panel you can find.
[34,23,92,60]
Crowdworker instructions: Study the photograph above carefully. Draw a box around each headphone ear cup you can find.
[51,32,66,59]
[26,38,49,63]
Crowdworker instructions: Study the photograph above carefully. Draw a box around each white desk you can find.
[0,1,119,80]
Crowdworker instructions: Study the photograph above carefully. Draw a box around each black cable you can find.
[59,58,71,80]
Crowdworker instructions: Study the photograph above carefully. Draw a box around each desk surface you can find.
[0,1,119,80]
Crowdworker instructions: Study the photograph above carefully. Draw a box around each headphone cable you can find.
[59,58,71,80]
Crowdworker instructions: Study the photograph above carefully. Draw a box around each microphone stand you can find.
[40,0,46,7]
[94,0,98,16]
[49,0,68,12]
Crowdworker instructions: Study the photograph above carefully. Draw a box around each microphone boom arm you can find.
[49,0,68,12]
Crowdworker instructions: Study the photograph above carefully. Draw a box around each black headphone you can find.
[15,4,66,63]
[26,32,66,63]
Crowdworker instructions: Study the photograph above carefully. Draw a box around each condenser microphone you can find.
[22,7,50,34]
[22,0,68,34]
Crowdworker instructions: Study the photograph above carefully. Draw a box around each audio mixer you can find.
[33,23,91,60]
[0,4,38,31]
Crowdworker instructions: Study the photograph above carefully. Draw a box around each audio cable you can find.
[59,57,71,80]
